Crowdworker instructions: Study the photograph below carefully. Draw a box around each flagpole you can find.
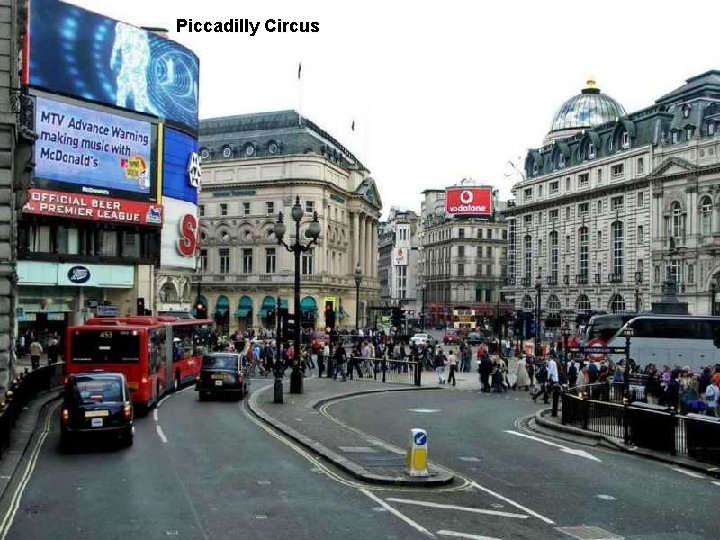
[297,61,303,127]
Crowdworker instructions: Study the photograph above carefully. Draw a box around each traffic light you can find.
[136,297,145,316]
[195,301,207,319]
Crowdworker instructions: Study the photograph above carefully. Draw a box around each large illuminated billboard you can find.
[33,96,157,201]
[27,0,200,132]
[445,187,493,217]
[162,127,200,205]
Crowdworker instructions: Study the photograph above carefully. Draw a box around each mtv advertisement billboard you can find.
[27,0,199,132]
[34,96,156,201]
[163,127,200,205]
[445,187,493,217]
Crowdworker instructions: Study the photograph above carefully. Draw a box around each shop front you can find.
[214,295,230,335]
[300,296,318,329]
[234,296,253,331]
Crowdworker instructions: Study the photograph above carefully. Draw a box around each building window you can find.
[611,221,623,279]
[578,294,591,312]
[611,196,623,211]
[686,127,694,141]
[565,177,571,191]
[265,248,276,274]
[667,259,681,283]
[486,228,492,239]
[524,188,533,202]
[709,122,716,136]
[457,264,464,277]
[597,168,603,183]
[610,294,626,314]
[458,228,465,239]
[621,131,630,149]
[611,163,624,178]
[538,184,544,197]
[266,202,275,215]
[220,203,228,216]
[579,226,589,279]
[579,203,589,217]
[200,249,208,271]
[485,289,491,302]
[243,202,251,215]
[99,230,118,257]
[588,142,595,158]
[654,265,660,282]
[579,173,589,187]
[242,248,253,274]
[597,230,602,249]
[701,197,713,236]
[549,209,558,221]
[549,231,558,282]
[538,211,544,225]
[636,259,643,281]
[305,201,314,213]
[524,235,532,279]
[597,200,603,214]
[637,225,644,244]
[301,252,314,275]
[524,215,532,226]
[672,131,679,144]
[486,264,493,276]
[637,192,644,207]
[671,201,684,238]
[565,235,570,253]
[688,264,695,284]
[121,231,139,258]
[478,264,483,276]
[565,207,571,220]
[199,205,205,217]
[550,181,559,194]
[458,245,465,257]
[219,248,230,274]
[486,246,493,258]
[637,158,644,174]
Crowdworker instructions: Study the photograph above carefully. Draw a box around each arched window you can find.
[547,294,561,312]
[609,294,626,314]
[523,295,534,310]
[611,221,624,279]
[159,282,178,303]
[671,202,684,238]
[577,294,591,312]
[621,130,630,149]
[578,226,589,280]
[549,231,558,283]
[700,197,713,236]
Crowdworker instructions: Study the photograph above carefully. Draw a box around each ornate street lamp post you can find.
[634,271,643,313]
[354,264,363,332]
[534,279,542,357]
[274,196,321,395]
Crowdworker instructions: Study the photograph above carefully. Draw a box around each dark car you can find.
[60,371,134,448]
[466,332,483,345]
[195,353,249,401]
[443,330,459,345]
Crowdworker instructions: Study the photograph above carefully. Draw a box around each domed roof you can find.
[549,79,626,134]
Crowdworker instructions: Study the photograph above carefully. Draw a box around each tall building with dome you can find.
[195,111,381,334]
[503,70,720,341]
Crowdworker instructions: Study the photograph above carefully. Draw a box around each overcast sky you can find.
[69,0,720,218]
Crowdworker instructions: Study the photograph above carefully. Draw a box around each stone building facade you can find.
[378,208,421,318]
[197,111,381,333]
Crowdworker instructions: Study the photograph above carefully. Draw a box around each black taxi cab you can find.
[195,353,249,400]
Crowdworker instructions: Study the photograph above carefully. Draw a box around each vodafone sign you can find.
[445,187,493,217]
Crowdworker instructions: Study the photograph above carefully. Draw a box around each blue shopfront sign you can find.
[18,261,134,288]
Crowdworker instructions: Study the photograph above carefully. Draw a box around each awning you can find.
[235,308,251,317]
[215,295,230,317]
[337,307,348,320]
[300,296,317,313]
[235,296,253,317]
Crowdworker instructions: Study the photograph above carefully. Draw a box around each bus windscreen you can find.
[71,329,140,363]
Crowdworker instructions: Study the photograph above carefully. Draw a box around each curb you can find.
[533,408,720,478]
[0,389,62,502]
[247,383,454,486]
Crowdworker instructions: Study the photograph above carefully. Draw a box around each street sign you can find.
[568,346,627,355]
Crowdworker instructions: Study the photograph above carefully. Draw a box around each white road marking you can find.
[408,408,441,413]
[437,531,502,540]
[0,402,58,540]
[596,494,616,500]
[712,481,720,487]
[470,481,555,525]
[360,489,435,538]
[459,457,480,462]
[386,498,528,519]
[156,425,168,444]
[504,430,601,462]
[672,468,704,479]
[153,409,158,422]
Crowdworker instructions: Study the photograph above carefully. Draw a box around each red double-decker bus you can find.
[65,316,213,411]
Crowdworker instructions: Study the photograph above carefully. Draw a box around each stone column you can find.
[365,217,372,277]
[353,212,360,268]
[372,221,377,278]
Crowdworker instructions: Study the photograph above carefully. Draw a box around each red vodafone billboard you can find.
[445,187,493,217]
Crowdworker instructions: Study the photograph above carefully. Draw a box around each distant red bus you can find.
[65,316,213,411]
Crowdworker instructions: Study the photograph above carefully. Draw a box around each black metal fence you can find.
[0,363,65,459]
[561,388,720,465]
[349,357,421,386]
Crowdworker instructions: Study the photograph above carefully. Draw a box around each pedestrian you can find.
[323,343,331,378]
[435,347,447,384]
[568,358,578,388]
[47,334,61,365]
[531,360,550,403]
[30,338,42,370]
[333,343,347,381]
[704,374,720,416]
[515,355,530,390]
[479,352,493,392]
[446,350,458,386]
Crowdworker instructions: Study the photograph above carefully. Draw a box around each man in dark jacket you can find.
[479,353,493,392]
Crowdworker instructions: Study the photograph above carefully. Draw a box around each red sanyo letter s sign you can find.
[176,214,198,257]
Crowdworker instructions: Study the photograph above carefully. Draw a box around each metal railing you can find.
[347,357,421,386]
[561,387,720,465]
[0,363,65,459]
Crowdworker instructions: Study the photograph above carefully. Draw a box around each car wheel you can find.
[59,429,72,451]
[120,428,134,447]
[173,372,180,392]
[198,392,206,402]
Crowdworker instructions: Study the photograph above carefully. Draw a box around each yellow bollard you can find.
[406,428,429,477]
